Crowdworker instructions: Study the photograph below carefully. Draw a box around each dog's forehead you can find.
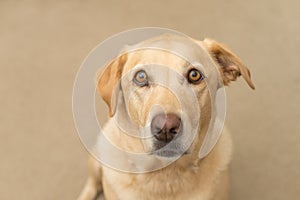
[124,50,187,73]
[122,34,211,73]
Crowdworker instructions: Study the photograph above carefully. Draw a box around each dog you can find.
[78,34,254,200]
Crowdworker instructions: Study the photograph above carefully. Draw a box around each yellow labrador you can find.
[78,34,254,200]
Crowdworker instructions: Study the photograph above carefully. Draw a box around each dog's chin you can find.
[152,149,188,158]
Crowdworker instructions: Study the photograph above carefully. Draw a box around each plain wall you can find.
[0,0,299,199]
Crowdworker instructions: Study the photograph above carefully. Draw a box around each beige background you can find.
[1,0,299,199]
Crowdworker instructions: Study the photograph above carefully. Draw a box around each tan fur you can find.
[78,35,254,200]
[97,53,127,117]
[201,38,255,89]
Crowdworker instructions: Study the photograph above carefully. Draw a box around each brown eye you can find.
[187,69,204,84]
[134,70,148,86]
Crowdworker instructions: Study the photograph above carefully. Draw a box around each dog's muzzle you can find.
[151,113,181,143]
[150,113,186,157]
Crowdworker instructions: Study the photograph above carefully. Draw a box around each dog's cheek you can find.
[126,89,150,126]
[127,97,141,125]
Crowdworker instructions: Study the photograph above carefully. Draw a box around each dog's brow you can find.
[175,62,189,85]
[178,74,185,85]
[183,61,190,68]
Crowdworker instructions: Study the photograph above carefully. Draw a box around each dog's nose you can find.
[151,113,181,143]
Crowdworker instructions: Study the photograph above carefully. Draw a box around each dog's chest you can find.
[103,166,211,200]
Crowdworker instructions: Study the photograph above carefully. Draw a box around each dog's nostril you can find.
[155,128,163,134]
[150,113,181,143]
[170,128,178,134]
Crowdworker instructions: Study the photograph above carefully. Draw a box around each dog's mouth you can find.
[150,140,191,158]
[152,149,189,158]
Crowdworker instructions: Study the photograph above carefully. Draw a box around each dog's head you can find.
[96,34,254,159]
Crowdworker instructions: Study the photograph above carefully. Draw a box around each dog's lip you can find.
[152,149,189,158]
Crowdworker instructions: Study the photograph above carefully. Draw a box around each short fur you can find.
[78,34,254,200]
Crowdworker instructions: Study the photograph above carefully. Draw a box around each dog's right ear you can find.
[96,54,127,117]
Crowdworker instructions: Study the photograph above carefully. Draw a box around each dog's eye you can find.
[187,69,204,84]
[134,70,148,86]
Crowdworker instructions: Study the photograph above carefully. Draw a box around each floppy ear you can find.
[96,54,127,117]
[203,38,255,89]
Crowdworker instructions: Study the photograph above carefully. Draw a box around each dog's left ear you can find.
[203,38,255,89]
[96,53,127,117]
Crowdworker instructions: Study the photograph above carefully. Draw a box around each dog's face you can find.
[97,34,254,158]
